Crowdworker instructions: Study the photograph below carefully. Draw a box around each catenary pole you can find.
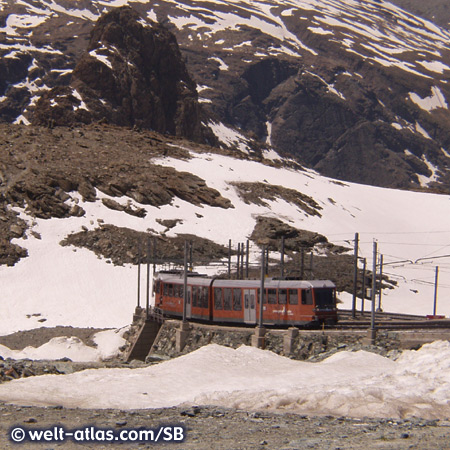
[137,241,141,308]
[245,240,249,279]
[361,258,366,315]
[434,266,439,316]
[352,232,359,318]
[183,241,188,323]
[146,236,151,317]
[377,254,383,312]
[371,240,377,333]
[259,246,265,327]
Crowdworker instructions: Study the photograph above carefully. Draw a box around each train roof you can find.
[155,273,335,289]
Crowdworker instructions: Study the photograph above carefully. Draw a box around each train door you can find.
[301,288,314,320]
[244,289,256,323]
[186,285,192,319]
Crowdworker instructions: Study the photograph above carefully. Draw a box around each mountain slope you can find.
[1,123,450,336]
[1,0,450,190]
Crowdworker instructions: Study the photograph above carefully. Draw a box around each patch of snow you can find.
[0,328,126,362]
[13,115,30,125]
[415,122,432,140]
[71,89,89,111]
[208,56,228,70]
[265,121,272,146]
[89,47,113,69]
[207,121,250,154]
[308,26,333,35]
[409,87,448,112]
[1,342,450,420]
[417,155,439,187]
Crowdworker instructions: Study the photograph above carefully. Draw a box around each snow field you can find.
[0,342,450,420]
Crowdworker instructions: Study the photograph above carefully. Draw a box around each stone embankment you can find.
[141,314,450,362]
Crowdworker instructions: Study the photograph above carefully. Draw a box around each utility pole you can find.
[228,239,231,277]
[434,266,439,316]
[370,240,377,343]
[152,237,157,272]
[237,242,241,279]
[182,241,188,323]
[259,246,265,327]
[189,241,193,271]
[352,232,359,318]
[377,254,383,312]
[137,241,141,308]
[361,258,366,315]
[245,240,249,279]
[146,236,151,318]
[300,248,305,279]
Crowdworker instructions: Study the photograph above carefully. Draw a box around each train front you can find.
[311,281,338,326]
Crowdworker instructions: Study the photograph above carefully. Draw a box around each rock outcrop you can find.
[31,7,205,141]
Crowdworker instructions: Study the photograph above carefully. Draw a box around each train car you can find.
[153,272,338,327]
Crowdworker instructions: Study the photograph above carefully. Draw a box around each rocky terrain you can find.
[1,0,450,191]
[0,122,365,293]
[0,402,449,449]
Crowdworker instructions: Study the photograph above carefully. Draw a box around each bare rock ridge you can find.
[32,7,206,142]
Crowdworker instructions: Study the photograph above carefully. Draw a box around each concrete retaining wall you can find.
[145,320,450,361]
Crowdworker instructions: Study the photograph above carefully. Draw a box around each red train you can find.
[153,272,338,327]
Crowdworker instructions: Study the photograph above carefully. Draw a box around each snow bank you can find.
[0,329,127,362]
[0,343,449,419]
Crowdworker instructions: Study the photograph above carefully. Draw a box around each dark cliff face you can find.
[31,7,204,141]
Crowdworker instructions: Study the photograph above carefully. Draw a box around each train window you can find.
[301,289,313,305]
[279,289,287,304]
[288,289,298,305]
[214,288,223,310]
[315,288,334,309]
[153,280,160,294]
[257,289,268,304]
[233,289,242,311]
[163,283,168,295]
[198,287,204,308]
[223,288,232,310]
[192,286,199,307]
[201,287,209,308]
[268,289,277,304]
[168,284,174,297]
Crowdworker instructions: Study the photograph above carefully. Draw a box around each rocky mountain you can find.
[1,0,450,192]
[32,7,209,142]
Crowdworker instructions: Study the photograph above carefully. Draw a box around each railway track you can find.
[335,309,450,330]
